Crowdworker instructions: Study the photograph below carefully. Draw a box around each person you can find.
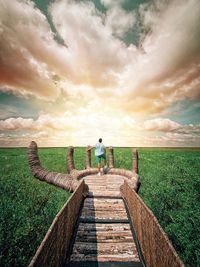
[87,138,106,176]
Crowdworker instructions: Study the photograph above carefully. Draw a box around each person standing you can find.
[87,138,106,176]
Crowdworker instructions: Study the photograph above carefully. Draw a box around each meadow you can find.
[0,147,200,267]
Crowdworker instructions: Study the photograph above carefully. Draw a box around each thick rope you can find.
[28,141,81,192]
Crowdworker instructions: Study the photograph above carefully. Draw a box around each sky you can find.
[0,0,200,147]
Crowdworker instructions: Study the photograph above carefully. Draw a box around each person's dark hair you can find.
[99,138,102,143]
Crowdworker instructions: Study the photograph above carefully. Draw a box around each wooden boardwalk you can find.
[66,175,144,267]
[28,143,185,267]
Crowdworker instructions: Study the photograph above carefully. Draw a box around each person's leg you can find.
[98,162,101,172]
[97,156,101,174]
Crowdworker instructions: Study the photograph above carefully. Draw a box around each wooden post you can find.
[67,146,75,173]
[108,146,114,168]
[132,148,139,174]
[86,146,91,169]
[28,141,41,170]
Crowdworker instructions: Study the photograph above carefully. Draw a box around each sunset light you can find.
[0,0,199,147]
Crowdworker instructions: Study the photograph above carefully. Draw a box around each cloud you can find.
[0,117,34,130]
[0,104,19,119]
[142,118,181,132]
[0,112,135,134]
[100,0,136,38]
[142,118,200,137]
[100,0,125,7]
[141,132,200,147]
[123,0,200,107]
[0,0,77,99]
[1,114,200,147]
[0,0,199,124]
[49,0,132,88]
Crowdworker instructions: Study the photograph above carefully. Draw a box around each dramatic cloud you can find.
[142,118,200,136]
[142,118,181,132]
[1,0,199,107]
[0,104,19,119]
[122,0,200,111]
[0,114,199,147]
[0,0,199,146]
[49,0,131,88]
[0,112,135,133]
[0,0,76,99]
[101,0,136,38]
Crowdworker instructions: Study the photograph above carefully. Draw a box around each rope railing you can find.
[121,180,184,267]
[108,146,114,168]
[86,145,92,168]
[66,145,141,192]
[28,141,81,192]
[29,180,86,267]
[132,148,139,174]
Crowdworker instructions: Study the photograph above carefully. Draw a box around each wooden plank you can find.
[84,198,124,205]
[80,218,129,223]
[72,242,137,252]
[86,183,122,186]
[82,207,125,212]
[80,213,128,221]
[83,198,125,210]
[85,180,123,183]
[81,209,127,214]
[88,192,121,197]
[75,222,134,243]
[76,232,133,243]
[86,184,123,189]
[68,261,143,267]
[84,176,124,187]
[70,254,140,262]
[87,186,122,190]
[77,223,131,231]
[71,242,140,261]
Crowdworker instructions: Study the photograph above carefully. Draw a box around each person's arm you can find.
[86,145,94,152]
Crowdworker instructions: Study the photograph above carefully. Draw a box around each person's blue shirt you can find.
[95,142,105,156]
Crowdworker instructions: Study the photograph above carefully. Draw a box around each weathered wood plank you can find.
[80,213,128,221]
[82,207,125,212]
[70,254,140,262]
[80,198,128,220]
[82,202,126,211]
[77,223,131,231]
[84,198,124,205]
[88,191,122,197]
[76,231,134,243]
[72,242,139,254]
[71,242,140,261]
[68,262,143,267]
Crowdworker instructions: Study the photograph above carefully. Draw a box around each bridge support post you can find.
[67,146,75,173]
[108,146,114,168]
[86,146,91,168]
[132,149,139,174]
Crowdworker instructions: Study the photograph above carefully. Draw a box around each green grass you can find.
[0,147,200,266]
[0,148,70,267]
[138,148,200,267]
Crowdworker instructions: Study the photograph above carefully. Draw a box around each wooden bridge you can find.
[68,174,143,266]
[28,142,184,267]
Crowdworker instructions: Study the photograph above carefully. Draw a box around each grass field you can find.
[0,147,200,266]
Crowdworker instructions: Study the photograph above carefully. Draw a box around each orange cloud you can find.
[1,0,200,114]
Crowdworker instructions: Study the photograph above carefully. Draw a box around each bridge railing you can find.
[121,180,184,267]
[29,180,85,267]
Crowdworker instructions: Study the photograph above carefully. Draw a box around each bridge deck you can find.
[66,175,144,267]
